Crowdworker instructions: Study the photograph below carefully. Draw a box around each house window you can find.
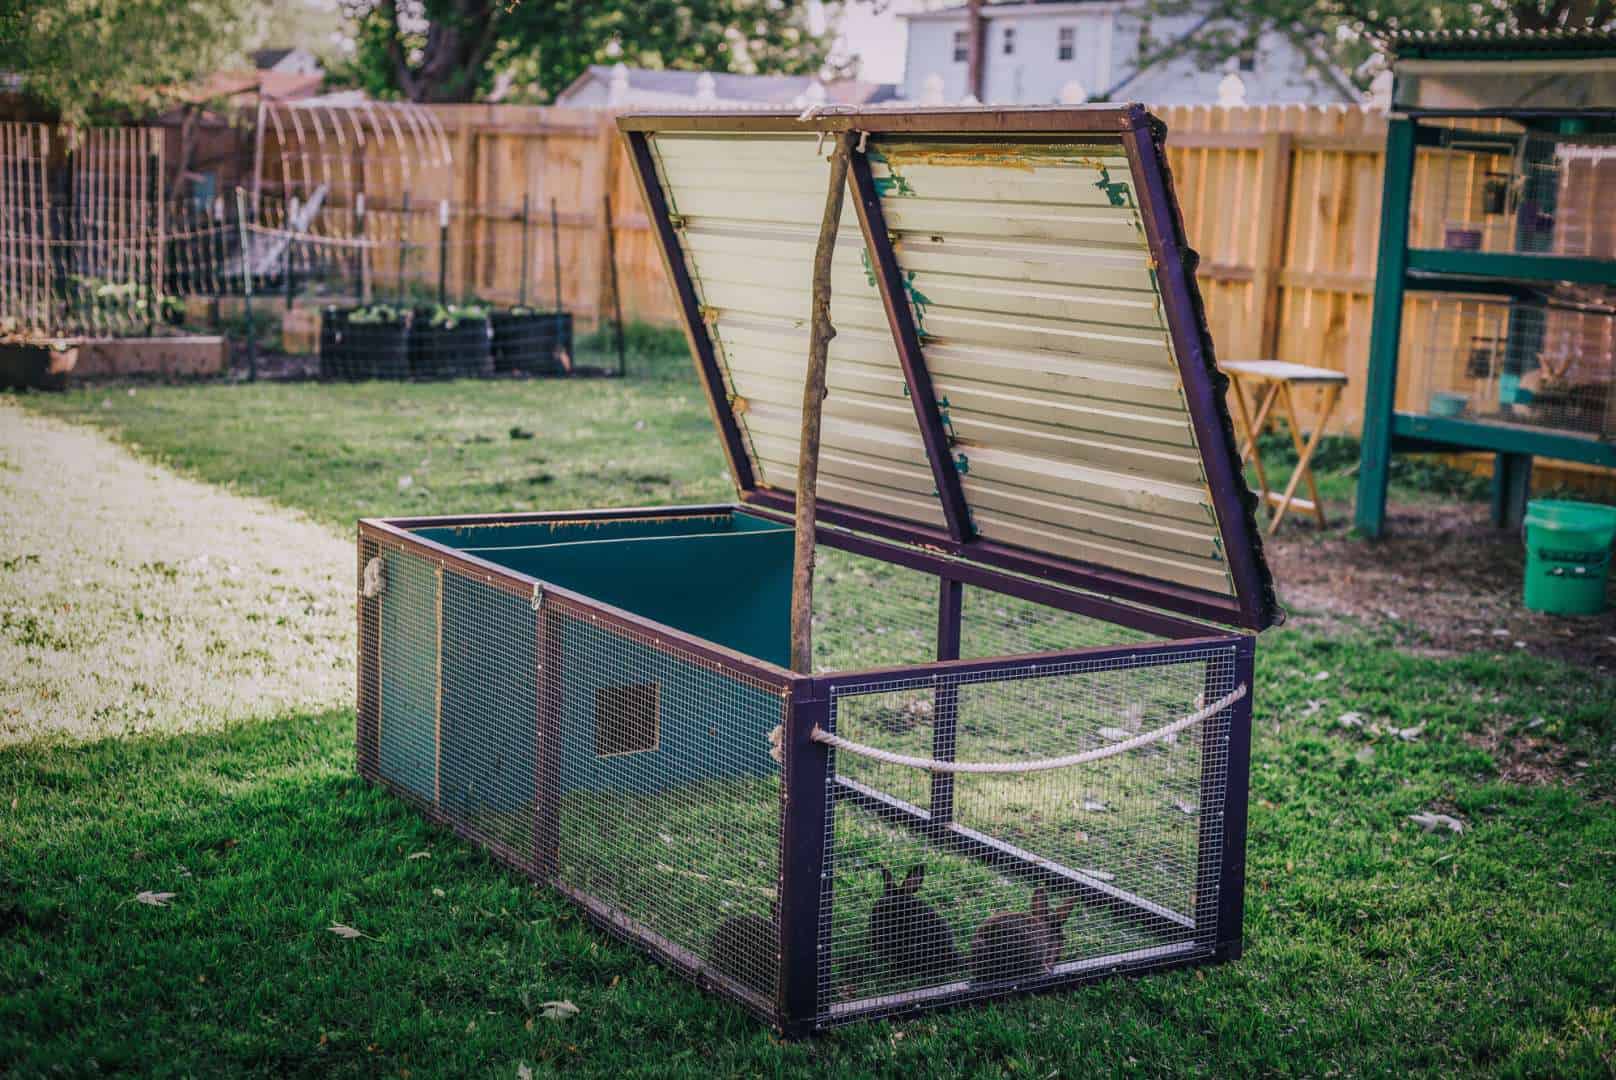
[595,682,660,757]
[1003,26,1016,55]
[1057,27,1075,61]
[953,29,969,63]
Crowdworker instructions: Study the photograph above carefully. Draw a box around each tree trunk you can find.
[790,132,855,675]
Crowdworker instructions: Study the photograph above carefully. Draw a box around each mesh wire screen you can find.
[359,540,789,1018]
[1417,127,1616,259]
[544,592,788,1016]
[818,644,1237,1023]
[959,584,1153,659]
[1416,290,1616,441]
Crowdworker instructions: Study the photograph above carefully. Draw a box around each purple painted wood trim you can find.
[742,488,1247,630]
[930,577,962,822]
[618,107,1141,136]
[833,777,1193,937]
[822,939,1211,1029]
[624,130,757,494]
[1191,641,1241,951]
[822,634,1241,701]
[847,147,972,543]
[778,685,832,1034]
[1119,112,1279,631]
[1214,636,1256,960]
[360,519,799,690]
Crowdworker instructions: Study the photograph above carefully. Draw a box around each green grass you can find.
[6,362,1616,1076]
[3,635,1613,1077]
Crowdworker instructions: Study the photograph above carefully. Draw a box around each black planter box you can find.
[491,311,572,375]
[411,310,492,380]
[318,307,358,380]
[343,318,411,380]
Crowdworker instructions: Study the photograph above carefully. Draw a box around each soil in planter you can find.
[491,311,572,375]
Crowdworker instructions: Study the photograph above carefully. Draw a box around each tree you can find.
[1135,0,1616,92]
[0,0,255,125]
[339,0,835,105]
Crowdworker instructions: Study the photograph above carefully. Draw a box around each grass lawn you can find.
[5,350,1615,1077]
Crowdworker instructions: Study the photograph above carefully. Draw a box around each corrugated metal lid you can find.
[620,106,1279,630]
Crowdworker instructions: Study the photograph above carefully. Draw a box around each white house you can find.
[901,1,1356,106]
[556,65,898,108]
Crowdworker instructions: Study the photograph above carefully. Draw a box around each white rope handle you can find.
[810,683,1246,775]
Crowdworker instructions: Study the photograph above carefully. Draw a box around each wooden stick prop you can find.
[790,132,855,675]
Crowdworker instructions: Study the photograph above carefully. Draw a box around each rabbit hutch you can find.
[1356,29,1616,537]
[355,105,1278,1034]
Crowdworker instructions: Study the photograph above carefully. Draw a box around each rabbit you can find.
[868,863,962,980]
[710,911,778,996]
[969,886,1077,983]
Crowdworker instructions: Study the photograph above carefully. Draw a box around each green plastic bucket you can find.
[1522,499,1616,615]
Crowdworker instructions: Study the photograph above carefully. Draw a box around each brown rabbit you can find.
[969,887,1077,983]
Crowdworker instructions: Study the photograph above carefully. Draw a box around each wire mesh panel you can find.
[959,584,1154,658]
[1416,290,1616,441]
[543,591,790,1018]
[817,643,1240,1025]
[359,539,542,870]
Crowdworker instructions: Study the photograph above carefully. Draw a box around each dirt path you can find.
[1267,500,1616,671]
[0,400,354,743]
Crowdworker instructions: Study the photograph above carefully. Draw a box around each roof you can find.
[175,69,325,106]
[620,106,1280,629]
[1387,27,1616,60]
[251,48,298,70]
[561,66,898,106]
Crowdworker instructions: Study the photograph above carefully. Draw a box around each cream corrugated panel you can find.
[650,133,944,528]
[871,136,1233,595]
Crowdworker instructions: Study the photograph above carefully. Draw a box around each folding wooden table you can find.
[1221,359,1348,535]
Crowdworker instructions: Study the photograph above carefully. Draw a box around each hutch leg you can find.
[1356,117,1418,539]
[1491,452,1533,530]
[778,685,832,1035]
[929,577,962,824]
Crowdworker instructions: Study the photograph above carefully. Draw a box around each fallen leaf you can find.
[1312,671,1332,682]
[397,475,413,491]
[328,923,369,939]
[1409,812,1465,835]
[406,851,431,860]
[1338,712,1363,728]
[135,890,175,907]
[1355,746,1375,764]
[540,1000,579,1021]
[1301,699,1323,717]
[1082,799,1108,813]
[517,1065,533,1080]
[1097,727,1131,741]
[1396,724,1425,742]
[1172,799,1198,816]
[1077,867,1117,882]
[432,888,445,898]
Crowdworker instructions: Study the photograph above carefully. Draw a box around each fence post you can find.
[437,199,449,306]
[146,140,159,336]
[398,190,411,305]
[1252,132,1294,361]
[285,195,299,313]
[354,191,367,304]
[235,188,257,382]
[603,193,625,376]
[518,192,531,308]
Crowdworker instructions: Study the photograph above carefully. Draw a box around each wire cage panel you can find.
[1416,289,1616,441]
[1413,125,1616,259]
[543,591,789,1017]
[817,643,1241,1026]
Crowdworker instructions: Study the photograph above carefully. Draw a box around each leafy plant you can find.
[347,304,406,325]
[423,303,489,329]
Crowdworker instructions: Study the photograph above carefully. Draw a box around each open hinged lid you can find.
[619,105,1279,631]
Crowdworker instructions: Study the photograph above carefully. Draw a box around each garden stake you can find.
[235,187,256,382]
[518,192,531,308]
[437,199,449,305]
[604,193,625,377]
[790,131,854,675]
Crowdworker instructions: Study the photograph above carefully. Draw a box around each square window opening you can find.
[595,681,661,757]
[1058,26,1075,61]
[953,29,969,63]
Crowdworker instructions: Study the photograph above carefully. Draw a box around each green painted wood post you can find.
[1354,117,1418,539]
